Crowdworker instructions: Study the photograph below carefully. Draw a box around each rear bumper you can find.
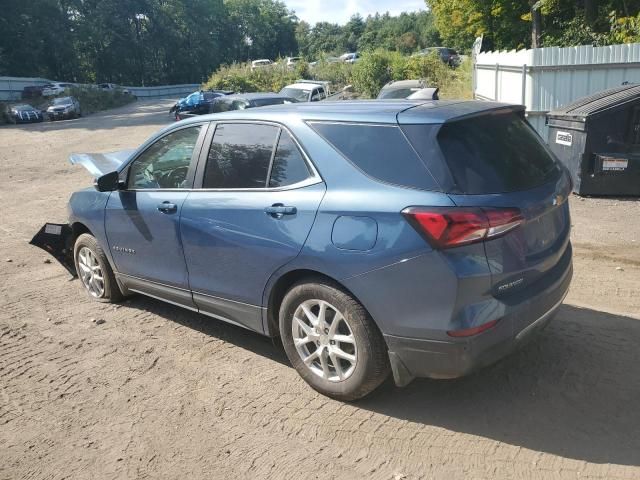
[385,256,573,386]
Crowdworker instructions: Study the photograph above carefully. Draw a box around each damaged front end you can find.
[30,223,76,276]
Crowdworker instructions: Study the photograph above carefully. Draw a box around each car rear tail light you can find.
[402,207,524,249]
[447,319,498,337]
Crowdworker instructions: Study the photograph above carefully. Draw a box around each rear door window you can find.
[203,123,279,188]
[426,112,561,194]
[268,131,310,187]
[310,122,439,191]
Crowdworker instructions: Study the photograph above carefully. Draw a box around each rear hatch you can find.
[401,108,572,296]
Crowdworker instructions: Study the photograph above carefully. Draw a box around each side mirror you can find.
[94,171,121,192]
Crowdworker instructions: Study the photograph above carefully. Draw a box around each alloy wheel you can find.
[292,299,358,382]
[77,247,105,298]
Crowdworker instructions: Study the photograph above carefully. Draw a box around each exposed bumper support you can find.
[29,223,76,276]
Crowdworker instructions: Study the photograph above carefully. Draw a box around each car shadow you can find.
[121,297,640,466]
[124,295,289,367]
[359,304,640,467]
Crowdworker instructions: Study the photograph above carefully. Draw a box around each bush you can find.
[203,61,300,93]
[309,59,354,90]
[351,50,400,98]
[202,49,472,100]
[66,86,136,114]
[0,102,10,124]
[351,49,467,98]
[438,57,473,100]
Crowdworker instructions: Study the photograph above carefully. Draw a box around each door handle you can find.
[265,203,297,219]
[157,201,177,213]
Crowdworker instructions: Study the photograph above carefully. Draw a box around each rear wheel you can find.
[279,280,389,401]
[73,234,123,303]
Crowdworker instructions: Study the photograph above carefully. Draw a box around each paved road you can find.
[1,100,639,480]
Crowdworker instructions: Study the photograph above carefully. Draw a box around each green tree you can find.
[426,0,640,52]
[225,0,297,61]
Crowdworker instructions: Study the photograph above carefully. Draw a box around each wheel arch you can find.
[264,268,380,338]
[71,221,94,240]
[69,221,120,277]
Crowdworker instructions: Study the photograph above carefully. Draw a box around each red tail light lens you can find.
[402,207,524,249]
[447,319,498,337]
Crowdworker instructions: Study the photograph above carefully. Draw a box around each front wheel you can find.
[73,234,123,303]
[279,280,389,401]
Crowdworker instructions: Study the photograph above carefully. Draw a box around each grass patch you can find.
[66,86,136,114]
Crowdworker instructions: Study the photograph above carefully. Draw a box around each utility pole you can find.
[134,14,146,86]
[531,1,542,49]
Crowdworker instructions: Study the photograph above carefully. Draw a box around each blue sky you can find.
[284,0,427,25]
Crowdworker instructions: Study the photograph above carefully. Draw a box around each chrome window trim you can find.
[124,177,321,193]
[306,120,397,128]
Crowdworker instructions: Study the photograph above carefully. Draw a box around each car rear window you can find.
[310,122,438,191]
[403,112,561,194]
[378,88,418,99]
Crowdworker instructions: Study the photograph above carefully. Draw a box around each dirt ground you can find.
[1,100,639,480]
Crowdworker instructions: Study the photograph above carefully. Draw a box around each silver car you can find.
[47,96,81,121]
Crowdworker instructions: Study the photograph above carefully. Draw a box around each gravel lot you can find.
[1,100,639,480]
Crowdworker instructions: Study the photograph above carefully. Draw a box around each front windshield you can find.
[185,92,201,105]
[53,97,72,105]
[279,88,309,102]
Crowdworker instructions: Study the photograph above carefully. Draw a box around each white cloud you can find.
[286,0,426,25]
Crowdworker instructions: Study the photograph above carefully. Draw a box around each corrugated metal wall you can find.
[474,43,640,137]
[0,77,53,100]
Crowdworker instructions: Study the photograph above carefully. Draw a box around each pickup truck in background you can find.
[279,80,331,102]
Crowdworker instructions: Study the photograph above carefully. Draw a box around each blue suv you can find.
[32,100,573,400]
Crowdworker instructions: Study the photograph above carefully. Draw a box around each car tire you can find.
[279,279,389,401]
[73,233,124,303]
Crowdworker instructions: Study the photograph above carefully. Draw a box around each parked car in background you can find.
[310,56,341,68]
[406,87,440,100]
[98,83,131,95]
[21,85,45,99]
[173,90,234,120]
[9,104,44,123]
[340,52,360,63]
[377,80,429,99]
[32,99,572,401]
[377,80,440,100]
[251,59,274,70]
[286,57,302,68]
[279,80,330,102]
[42,82,74,97]
[415,47,461,67]
[46,96,81,120]
[176,92,297,119]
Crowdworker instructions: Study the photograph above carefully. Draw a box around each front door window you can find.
[128,126,202,189]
